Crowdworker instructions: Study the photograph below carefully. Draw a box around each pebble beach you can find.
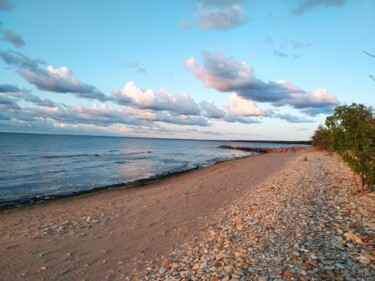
[0,151,374,280]
[146,151,374,281]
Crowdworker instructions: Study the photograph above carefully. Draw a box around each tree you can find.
[325,103,375,191]
[311,125,330,150]
[363,51,375,83]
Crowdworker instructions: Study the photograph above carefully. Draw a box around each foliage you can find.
[312,103,375,192]
[312,125,331,150]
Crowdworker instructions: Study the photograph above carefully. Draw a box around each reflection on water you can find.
[0,133,298,207]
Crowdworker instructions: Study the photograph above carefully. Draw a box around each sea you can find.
[0,133,298,208]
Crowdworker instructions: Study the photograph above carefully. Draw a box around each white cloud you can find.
[200,97,262,124]
[225,93,265,116]
[112,81,201,116]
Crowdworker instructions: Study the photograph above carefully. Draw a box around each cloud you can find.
[289,39,312,49]
[0,50,110,102]
[11,91,60,108]
[29,103,149,127]
[30,102,209,128]
[225,93,267,116]
[200,100,226,119]
[195,0,247,30]
[280,87,339,109]
[185,51,339,115]
[0,81,208,128]
[123,107,210,126]
[112,81,201,116]
[0,83,61,108]
[125,62,146,73]
[264,37,310,58]
[184,52,255,92]
[1,92,209,129]
[273,49,300,59]
[2,29,25,47]
[0,83,20,92]
[223,115,260,124]
[273,49,288,58]
[0,93,37,122]
[0,111,11,120]
[0,0,13,12]
[301,106,336,116]
[200,98,261,124]
[291,0,346,16]
[0,49,42,69]
[274,113,313,123]
[0,92,21,110]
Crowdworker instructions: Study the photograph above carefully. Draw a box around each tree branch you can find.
[364,51,375,58]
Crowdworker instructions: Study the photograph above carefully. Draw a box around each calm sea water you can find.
[0,133,295,207]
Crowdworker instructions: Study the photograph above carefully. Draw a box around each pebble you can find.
[145,152,375,280]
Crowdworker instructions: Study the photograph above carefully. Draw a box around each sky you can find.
[0,0,374,140]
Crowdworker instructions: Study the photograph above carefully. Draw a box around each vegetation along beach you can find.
[1,1,374,281]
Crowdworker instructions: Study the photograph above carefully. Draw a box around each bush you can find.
[312,125,330,150]
[312,103,375,192]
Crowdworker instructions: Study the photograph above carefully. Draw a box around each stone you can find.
[283,271,294,277]
[144,152,375,281]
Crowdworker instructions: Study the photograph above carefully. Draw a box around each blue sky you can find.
[0,0,374,140]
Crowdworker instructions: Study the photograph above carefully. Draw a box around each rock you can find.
[144,152,375,281]
[344,232,364,244]
[283,271,294,277]
[357,255,371,264]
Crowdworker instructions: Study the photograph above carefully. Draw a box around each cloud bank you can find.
[185,51,339,115]
[0,50,110,102]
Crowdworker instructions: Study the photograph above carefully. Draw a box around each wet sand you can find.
[0,152,298,280]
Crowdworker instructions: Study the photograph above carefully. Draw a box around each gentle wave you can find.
[40,150,153,159]
[0,133,293,209]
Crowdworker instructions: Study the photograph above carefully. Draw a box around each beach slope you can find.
[0,152,297,280]
[2,151,372,280]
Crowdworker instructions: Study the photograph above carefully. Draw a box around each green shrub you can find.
[312,103,375,192]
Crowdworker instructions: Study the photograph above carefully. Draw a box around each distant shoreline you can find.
[230,140,312,145]
[0,131,311,144]
[219,144,312,153]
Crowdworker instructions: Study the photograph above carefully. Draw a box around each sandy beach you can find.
[1,150,374,281]
[0,152,298,280]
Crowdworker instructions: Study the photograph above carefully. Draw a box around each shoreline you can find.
[147,151,375,280]
[0,152,298,280]
[0,151,259,210]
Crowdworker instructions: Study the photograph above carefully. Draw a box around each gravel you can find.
[144,152,375,281]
